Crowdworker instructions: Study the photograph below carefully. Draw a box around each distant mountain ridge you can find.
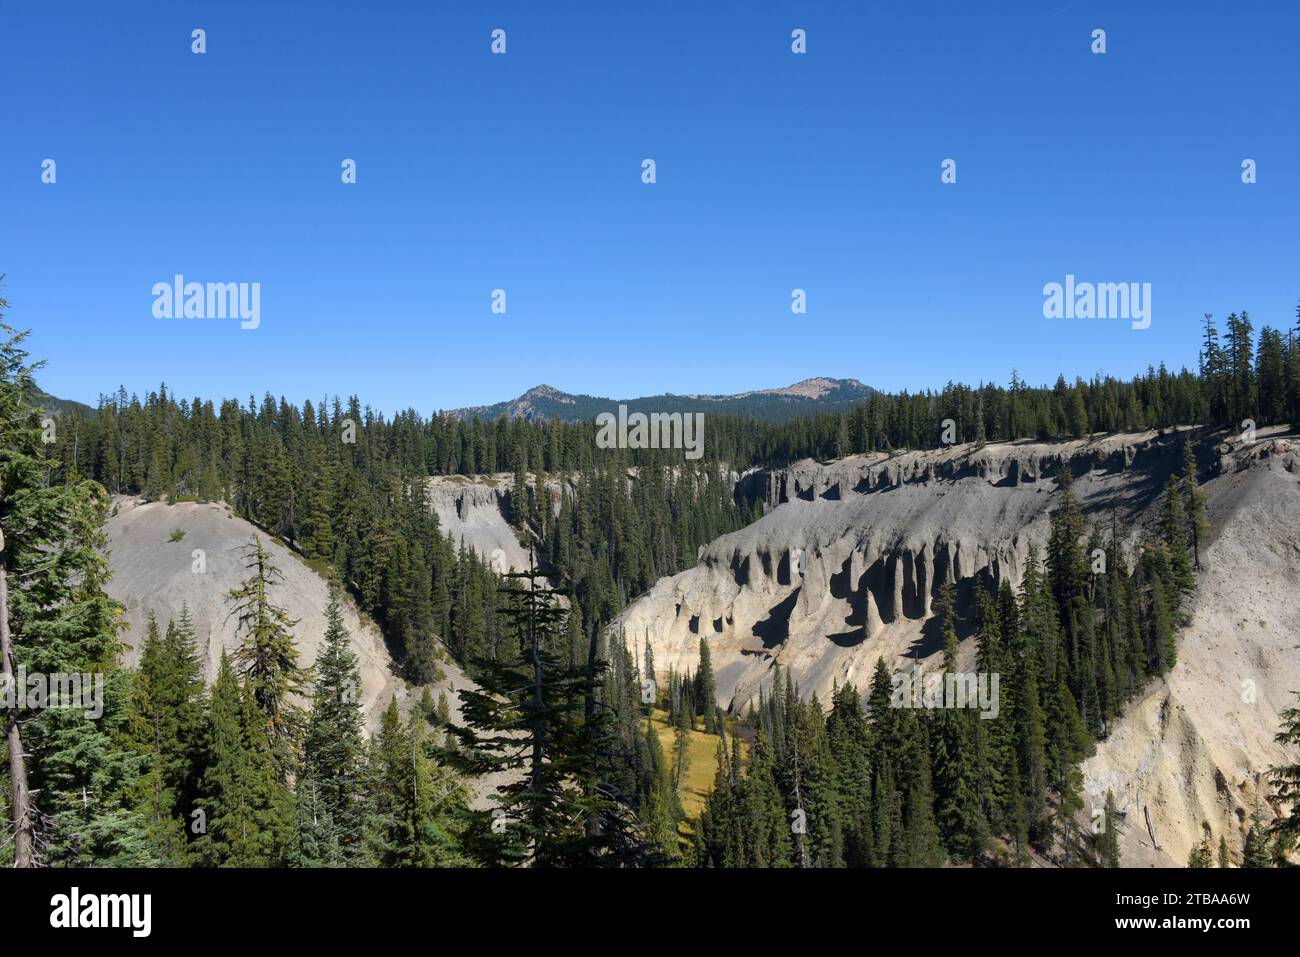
[444,377,874,424]
[32,385,94,418]
[33,377,874,425]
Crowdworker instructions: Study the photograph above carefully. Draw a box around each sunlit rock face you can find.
[616,426,1300,866]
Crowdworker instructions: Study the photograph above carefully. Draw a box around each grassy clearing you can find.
[644,708,747,843]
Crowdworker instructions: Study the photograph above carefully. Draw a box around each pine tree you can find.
[1045,673,1090,861]
[1243,797,1273,868]
[1143,558,1178,674]
[1097,789,1121,867]
[826,682,874,867]
[936,580,959,672]
[1,315,153,865]
[1046,473,1090,712]
[1187,823,1214,867]
[301,447,336,562]
[294,776,343,866]
[628,635,650,722]
[696,737,740,867]
[695,637,719,734]
[672,696,691,793]
[1068,381,1090,438]
[193,654,293,867]
[792,695,844,867]
[1160,475,1195,603]
[301,589,368,863]
[160,608,205,789]
[872,758,903,867]
[1008,565,1048,840]
[742,725,793,867]
[932,704,987,863]
[369,697,467,867]
[1181,440,1209,570]
[125,617,188,865]
[1268,691,1300,858]
[641,717,680,863]
[511,456,529,529]
[454,553,648,866]
[127,608,205,864]
[867,657,904,865]
[1200,313,1228,425]
[34,670,158,866]
[931,616,987,863]
[898,710,945,867]
[1005,753,1029,866]
[1225,312,1256,425]
[1256,327,1287,424]
[227,535,309,782]
[1288,300,1300,427]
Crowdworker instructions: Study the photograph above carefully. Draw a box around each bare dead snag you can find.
[0,526,34,867]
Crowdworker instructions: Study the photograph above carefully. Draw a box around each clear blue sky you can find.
[3,0,1297,413]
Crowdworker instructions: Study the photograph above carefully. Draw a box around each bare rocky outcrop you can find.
[425,466,735,574]
[617,430,1190,709]
[1084,430,1300,866]
[425,473,576,574]
[613,427,1300,864]
[104,498,470,733]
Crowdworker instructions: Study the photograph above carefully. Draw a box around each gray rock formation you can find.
[613,427,1300,863]
[425,472,576,574]
[1084,430,1300,865]
[616,430,1188,709]
[104,497,470,733]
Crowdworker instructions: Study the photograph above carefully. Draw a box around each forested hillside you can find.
[4,296,1299,868]
[37,309,1299,692]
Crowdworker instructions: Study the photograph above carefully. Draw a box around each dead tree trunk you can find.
[1144,803,1161,852]
[0,527,34,866]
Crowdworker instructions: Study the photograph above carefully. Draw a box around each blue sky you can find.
[2,0,1297,413]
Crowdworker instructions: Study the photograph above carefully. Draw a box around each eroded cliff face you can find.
[734,434,1152,512]
[1084,433,1300,866]
[613,428,1300,864]
[105,498,472,734]
[616,430,1188,709]
[425,473,576,573]
[424,466,735,574]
